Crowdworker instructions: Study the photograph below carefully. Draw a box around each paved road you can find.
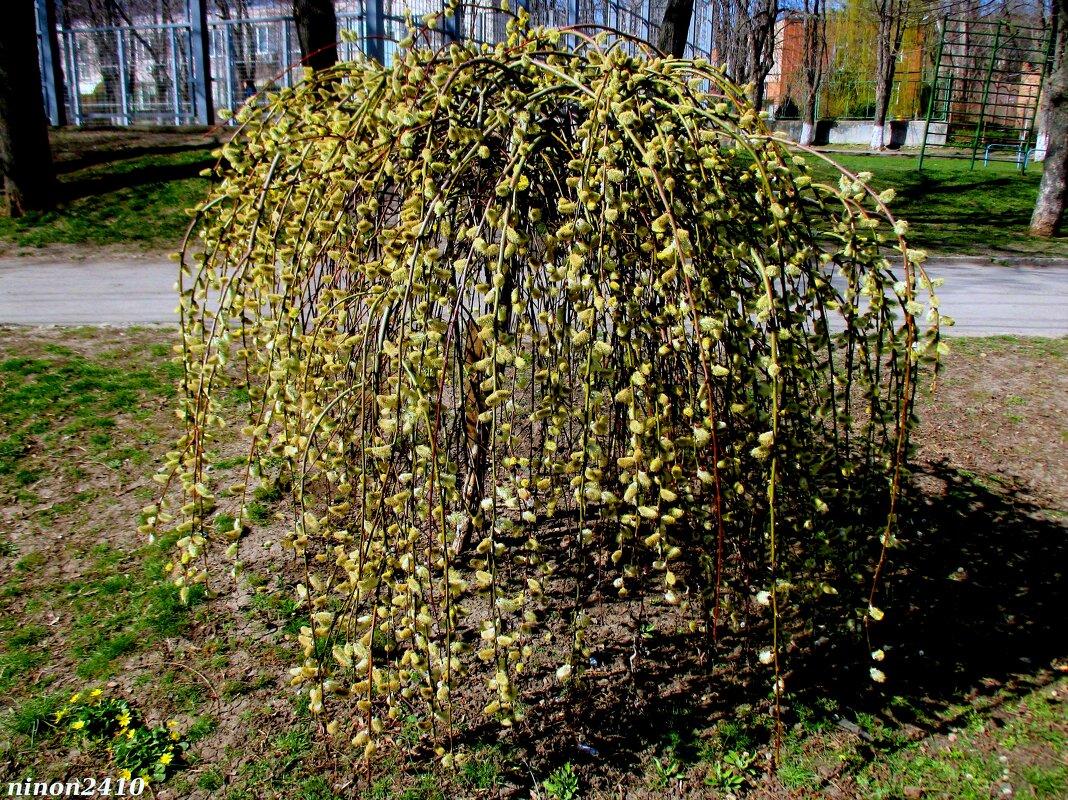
[918,259,1068,337]
[1,256,1066,336]
[0,259,180,326]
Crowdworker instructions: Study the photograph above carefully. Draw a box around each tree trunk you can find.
[748,75,767,111]
[799,98,817,145]
[870,11,894,149]
[799,0,826,147]
[293,0,337,71]
[712,0,747,80]
[709,0,777,111]
[869,77,891,149]
[657,0,694,58]
[869,0,908,150]
[746,0,778,113]
[0,0,56,216]
[1031,0,1068,237]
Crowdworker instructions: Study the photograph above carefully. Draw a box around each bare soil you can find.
[0,328,1064,799]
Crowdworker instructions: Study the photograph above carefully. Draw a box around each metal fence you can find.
[36,0,710,128]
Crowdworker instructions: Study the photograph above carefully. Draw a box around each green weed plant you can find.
[55,689,187,783]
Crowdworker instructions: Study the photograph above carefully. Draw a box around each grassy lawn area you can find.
[0,130,1065,260]
[0,327,1064,799]
[0,129,223,255]
[806,153,1068,258]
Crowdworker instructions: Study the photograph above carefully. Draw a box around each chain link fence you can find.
[38,0,709,127]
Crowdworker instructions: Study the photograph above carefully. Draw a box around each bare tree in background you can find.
[799,0,827,145]
[708,0,780,110]
[215,0,257,96]
[1031,0,1067,236]
[145,1,181,111]
[293,0,337,71]
[68,0,125,115]
[0,0,56,215]
[869,0,912,149]
[66,0,186,122]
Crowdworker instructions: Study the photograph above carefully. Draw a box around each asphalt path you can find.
[0,259,181,327]
[0,256,1066,336]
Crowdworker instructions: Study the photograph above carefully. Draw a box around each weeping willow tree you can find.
[150,12,939,761]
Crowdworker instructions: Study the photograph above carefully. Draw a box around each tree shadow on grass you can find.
[893,174,1019,201]
[464,459,1067,781]
[54,141,219,176]
[58,157,217,202]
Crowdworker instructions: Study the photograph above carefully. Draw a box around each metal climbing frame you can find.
[918,16,1053,171]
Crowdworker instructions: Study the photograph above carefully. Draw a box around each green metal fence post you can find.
[919,18,948,171]
[968,20,1002,170]
[190,0,214,126]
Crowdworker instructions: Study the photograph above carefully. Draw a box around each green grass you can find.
[0,131,217,250]
[778,681,1068,800]
[209,723,346,800]
[459,745,504,791]
[941,335,1068,360]
[37,539,200,680]
[2,131,1062,257]
[198,768,225,792]
[0,334,202,693]
[805,154,1068,257]
[0,346,182,480]
[0,648,49,694]
[2,694,64,739]
[187,715,219,743]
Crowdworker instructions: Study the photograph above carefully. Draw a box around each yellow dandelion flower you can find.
[54,709,67,722]
[126,728,135,740]
[71,721,86,730]
[69,693,81,704]
[166,720,178,727]
[118,769,132,781]
[117,712,132,728]
[90,689,104,697]
[158,752,173,766]
[170,731,180,741]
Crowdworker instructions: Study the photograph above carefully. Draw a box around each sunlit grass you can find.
[807,154,1068,257]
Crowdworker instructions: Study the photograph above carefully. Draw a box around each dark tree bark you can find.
[799,1,827,146]
[657,0,694,58]
[1031,0,1067,237]
[293,0,337,71]
[870,0,911,149]
[0,0,56,216]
